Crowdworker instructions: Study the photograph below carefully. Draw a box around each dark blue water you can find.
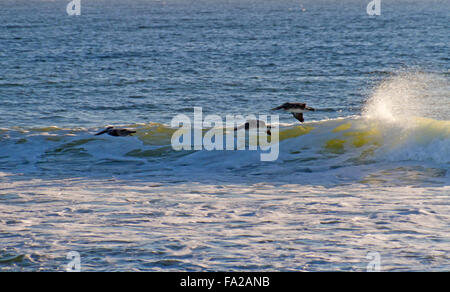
[1,0,448,128]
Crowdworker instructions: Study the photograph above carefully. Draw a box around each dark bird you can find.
[95,126,136,137]
[272,102,315,123]
[234,120,271,136]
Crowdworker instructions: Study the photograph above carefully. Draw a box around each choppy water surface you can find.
[0,0,449,271]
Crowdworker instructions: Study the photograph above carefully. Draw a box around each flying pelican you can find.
[234,120,272,136]
[95,126,136,137]
[272,102,315,122]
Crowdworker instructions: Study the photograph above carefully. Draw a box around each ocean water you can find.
[0,0,449,271]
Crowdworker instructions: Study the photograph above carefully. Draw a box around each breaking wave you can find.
[0,72,448,185]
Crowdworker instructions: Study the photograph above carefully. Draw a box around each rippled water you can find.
[0,0,449,271]
[1,177,449,271]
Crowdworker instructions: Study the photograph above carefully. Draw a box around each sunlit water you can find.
[0,0,449,271]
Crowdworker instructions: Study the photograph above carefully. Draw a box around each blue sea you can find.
[0,0,449,271]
